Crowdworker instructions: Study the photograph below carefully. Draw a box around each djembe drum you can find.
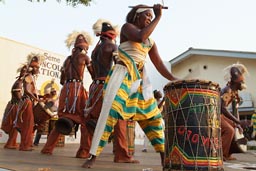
[55,117,76,135]
[33,102,53,125]
[229,128,247,154]
[163,80,223,171]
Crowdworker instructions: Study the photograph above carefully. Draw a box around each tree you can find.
[29,0,92,7]
[0,0,93,7]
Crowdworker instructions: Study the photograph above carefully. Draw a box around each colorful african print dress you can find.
[90,38,165,156]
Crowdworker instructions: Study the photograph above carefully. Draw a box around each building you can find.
[169,47,256,118]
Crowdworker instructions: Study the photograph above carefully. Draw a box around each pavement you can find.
[0,142,255,171]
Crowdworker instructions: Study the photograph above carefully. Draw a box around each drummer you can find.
[41,31,93,156]
[220,63,249,161]
[33,87,58,146]
[82,4,178,168]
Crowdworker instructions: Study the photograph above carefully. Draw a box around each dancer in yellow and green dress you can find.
[82,4,178,168]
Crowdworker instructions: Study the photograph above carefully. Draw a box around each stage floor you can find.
[0,143,255,171]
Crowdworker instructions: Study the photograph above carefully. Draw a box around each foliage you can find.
[25,0,93,7]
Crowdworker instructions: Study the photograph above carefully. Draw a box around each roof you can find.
[170,48,256,66]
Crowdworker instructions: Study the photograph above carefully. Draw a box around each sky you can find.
[1,0,256,62]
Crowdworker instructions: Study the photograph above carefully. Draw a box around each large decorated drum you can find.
[163,80,223,171]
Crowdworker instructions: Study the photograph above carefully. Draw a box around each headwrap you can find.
[133,8,151,22]
[136,8,150,14]
[92,19,119,40]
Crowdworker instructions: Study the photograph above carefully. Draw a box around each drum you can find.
[240,119,253,141]
[36,120,50,135]
[55,117,75,135]
[33,102,52,125]
[229,128,247,153]
[163,80,223,171]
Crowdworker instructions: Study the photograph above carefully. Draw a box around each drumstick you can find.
[128,6,168,9]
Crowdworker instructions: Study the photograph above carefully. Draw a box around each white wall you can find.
[145,58,170,93]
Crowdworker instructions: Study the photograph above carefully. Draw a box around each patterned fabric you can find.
[104,65,161,121]
[118,39,154,82]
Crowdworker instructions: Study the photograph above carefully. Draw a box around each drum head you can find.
[164,79,219,91]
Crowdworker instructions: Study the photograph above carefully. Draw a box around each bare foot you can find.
[82,155,96,168]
